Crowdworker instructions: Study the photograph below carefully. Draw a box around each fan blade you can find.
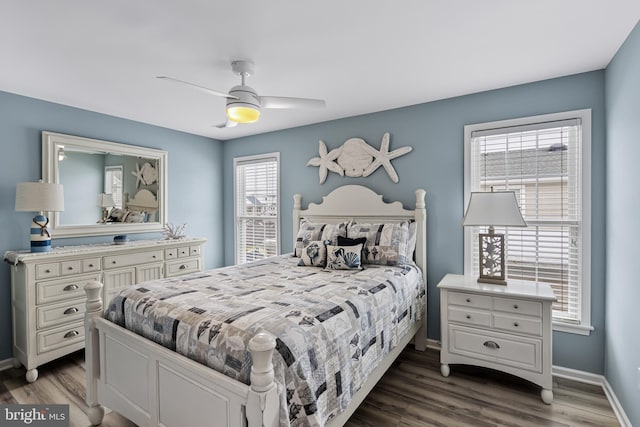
[214,119,239,129]
[156,76,238,99]
[260,96,326,109]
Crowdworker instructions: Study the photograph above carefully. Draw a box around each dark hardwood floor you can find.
[0,347,619,426]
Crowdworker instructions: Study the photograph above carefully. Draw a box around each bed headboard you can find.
[293,185,427,282]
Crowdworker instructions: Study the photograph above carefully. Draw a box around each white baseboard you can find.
[0,357,16,372]
[552,365,631,427]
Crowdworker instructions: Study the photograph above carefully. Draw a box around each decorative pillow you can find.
[294,220,347,257]
[325,244,363,270]
[337,236,367,260]
[347,221,410,266]
[298,240,328,267]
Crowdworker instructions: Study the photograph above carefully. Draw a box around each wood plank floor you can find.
[0,347,619,427]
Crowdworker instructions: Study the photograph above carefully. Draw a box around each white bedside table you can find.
[438,274,557,404]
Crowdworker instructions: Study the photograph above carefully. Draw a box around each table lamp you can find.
[97,193,116,223]
[15,180,65,252]
[463,189,526,285]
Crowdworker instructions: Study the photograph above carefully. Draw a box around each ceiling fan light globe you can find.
[226,106,260,123]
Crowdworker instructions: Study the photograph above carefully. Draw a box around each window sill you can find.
[552,321,594,336]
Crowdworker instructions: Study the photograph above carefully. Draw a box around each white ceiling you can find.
[2,1,639,141]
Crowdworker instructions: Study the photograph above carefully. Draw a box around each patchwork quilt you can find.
[104,255,425,427]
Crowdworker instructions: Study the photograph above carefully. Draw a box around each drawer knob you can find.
[514,322,519,327]
[63,307,79,315]
[483,340,500,350]
[63,284,79,291]
[67,266,74,270]
[112,261,117,264]
[45,269,51,273]
[466,315,471,319]
[513,304,519,309]
[89,263,94,267]
[64,330,79,339]
[466,298,471,303]
[153,255,157,259]
[179,264,187,270]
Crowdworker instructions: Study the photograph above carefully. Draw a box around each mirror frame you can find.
[42,131,168,238]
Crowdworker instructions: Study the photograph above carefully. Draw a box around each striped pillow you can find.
[347,221,410,266]
[294,220,348,257]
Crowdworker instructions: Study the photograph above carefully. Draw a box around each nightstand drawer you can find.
[448,306,491,327]
[493,297,541,317]
[493,313,542,336]
[104,250,163,269]
[449,292,492,310]
[449,325,542,373]
[36,298,86,329]
[36,274,101,305]
[37,321,85,354]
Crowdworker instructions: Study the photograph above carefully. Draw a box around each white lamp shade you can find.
[97,193,116,208]
[15,181,64,212]
[463,191,526,227]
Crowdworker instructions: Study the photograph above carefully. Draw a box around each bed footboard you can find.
[84,281,280,427]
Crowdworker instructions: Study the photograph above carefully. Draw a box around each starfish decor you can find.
[306,140,344,184]
[306,132,412,184]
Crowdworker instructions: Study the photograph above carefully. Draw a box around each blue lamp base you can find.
[30,214,52,253]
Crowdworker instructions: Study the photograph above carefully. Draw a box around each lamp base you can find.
[30,214,52,252]
[477,277,507,286]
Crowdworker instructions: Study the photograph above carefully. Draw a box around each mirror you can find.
[42,131,167,237]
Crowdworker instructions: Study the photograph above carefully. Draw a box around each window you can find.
[234,153,280,264]
[464,110,592,334]
[104,166,123,209]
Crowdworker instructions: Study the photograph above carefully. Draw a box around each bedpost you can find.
[246,332,279,427]
[414,189,427,351]
[84,281,105,426]
[293,193,302,252]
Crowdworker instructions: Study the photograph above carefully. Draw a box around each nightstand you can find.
[437,273,556,404]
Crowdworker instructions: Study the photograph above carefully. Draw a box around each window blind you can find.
[469,119,583,323]
[234,155,279,264]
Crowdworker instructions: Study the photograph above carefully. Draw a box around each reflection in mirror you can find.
[42,132,167,238]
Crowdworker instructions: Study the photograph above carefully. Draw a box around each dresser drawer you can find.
[82,257,101,272]
[493,313,542,336]
[190,245,201,256]
[493,297,542,317]
[104,250,163,269]
[177,246,190,258]
[60,260,82,276]
[449,291,492,310]
[166,259,200,277]
[165,248,178,260]
[37,321,85,354]
[448,306,491,327]
[36,298,86,329]
[448,325,542,373]
[36,273,101,305]
[36,263,60,280]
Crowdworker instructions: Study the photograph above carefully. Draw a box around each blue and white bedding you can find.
[104,254,425,427]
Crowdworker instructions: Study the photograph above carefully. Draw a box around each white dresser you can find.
[4,237,206,382]
[437,274,556,404]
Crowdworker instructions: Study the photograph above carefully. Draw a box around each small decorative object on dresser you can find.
[438,273,556,404]
[3,237,206,383]
[164,222,187,239]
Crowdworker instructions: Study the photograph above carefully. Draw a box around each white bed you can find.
[84,184,427,427]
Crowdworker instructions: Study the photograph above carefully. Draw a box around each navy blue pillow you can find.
[337,236,367,260]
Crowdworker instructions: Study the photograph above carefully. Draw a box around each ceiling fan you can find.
[157,60,326,128]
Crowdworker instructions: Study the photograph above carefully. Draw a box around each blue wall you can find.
[0,90,224,360]
[222,71,607,374]
[605,21,640,427]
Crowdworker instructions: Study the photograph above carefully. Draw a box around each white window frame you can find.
[233,152,280,265]
[464,109,593,335]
